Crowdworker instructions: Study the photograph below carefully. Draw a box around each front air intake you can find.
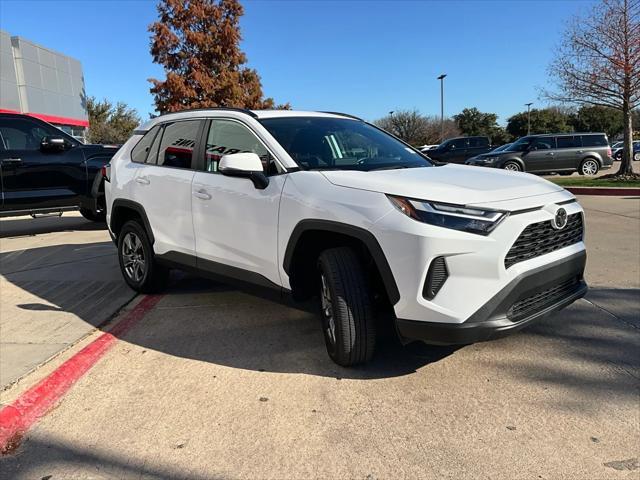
[423,256,448,300]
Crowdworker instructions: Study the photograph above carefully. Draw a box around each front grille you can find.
[507,277,581,321]
[505,213,583,269]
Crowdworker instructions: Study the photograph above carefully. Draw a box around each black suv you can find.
[465,133,613,175]
[0,113,117,220]
[425,136,493,164]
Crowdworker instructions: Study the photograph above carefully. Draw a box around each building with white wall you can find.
[0,30,89,140]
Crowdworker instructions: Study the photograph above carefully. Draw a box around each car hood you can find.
[320,164,565,205]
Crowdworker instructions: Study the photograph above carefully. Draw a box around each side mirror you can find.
[40,136,69,152]
[219,152,269,190]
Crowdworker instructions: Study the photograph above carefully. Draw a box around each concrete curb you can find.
[564,186,640,196]
[0,294,162,455]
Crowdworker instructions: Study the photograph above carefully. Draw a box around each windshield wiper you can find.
[368,164,415,171]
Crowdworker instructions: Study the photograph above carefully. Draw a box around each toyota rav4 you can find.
[105,109,587,366]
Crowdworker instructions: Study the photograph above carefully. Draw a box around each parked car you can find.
[425,136,493,164]
[465,133,613,175]
[105,109,587,366]
[0,113,117,220]
[466,143,512,163]
[613,141,640,161]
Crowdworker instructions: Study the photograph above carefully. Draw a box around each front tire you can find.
[579,158,599,176]
[317,247,376,366]
[117,220,168,293]
[634,152,640,161]
[503,161,522,172]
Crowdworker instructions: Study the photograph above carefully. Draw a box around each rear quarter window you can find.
[581,135,608,147]
[131,126,160,163]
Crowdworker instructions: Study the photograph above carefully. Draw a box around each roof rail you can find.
[319,111,363,121]
[159,107,258,119]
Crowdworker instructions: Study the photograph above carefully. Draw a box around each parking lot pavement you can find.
[0,213,135,389]
[1,197,639,479]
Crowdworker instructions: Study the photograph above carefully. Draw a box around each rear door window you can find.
[581,135,608,147]
[556,136,581,149]
[157,120,201,169]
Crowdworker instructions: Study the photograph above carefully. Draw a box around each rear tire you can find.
[634,152,640,161]
[117,220,169,293]
[503,161,522,172]
[579,158,599,176]
[317,247,376,366]
[79,207,106,222]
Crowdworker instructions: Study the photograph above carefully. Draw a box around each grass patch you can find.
[549,177,640,188]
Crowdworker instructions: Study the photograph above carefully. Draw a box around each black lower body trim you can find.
[397,250,587,345]
[156,251,290,302]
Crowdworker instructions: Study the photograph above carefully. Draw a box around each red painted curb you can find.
[565,186,640,196]
[0,294,162,454]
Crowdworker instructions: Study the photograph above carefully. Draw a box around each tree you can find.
[86,97,140,145]
[546,0,639,175]
[454,107,509,144]
[506,107,572,138]
[148,0,287,113]
[569,105,624,139]
[374,110,460,145]
[454,108,498,136]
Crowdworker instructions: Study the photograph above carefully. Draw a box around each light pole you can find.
[437,74,447,142]
[525,102,533,135]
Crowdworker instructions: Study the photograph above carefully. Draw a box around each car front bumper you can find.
[396,250,587,345]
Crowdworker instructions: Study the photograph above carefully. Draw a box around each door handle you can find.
[2,158,22,164]
[135,176,150,185]
[576,150,583,154]
[545,152,555,156]
[193,189,211,200]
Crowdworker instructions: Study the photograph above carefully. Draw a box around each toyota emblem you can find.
[552,207,568,230]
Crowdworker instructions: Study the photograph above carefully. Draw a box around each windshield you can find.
[505,137,533,152]
[260,117,432,171]
[491,143,511,153]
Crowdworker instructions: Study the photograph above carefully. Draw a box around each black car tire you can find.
[634,152,640,161]
[317,247,376,366]
[79,207,106,222]
[117,220,169,293]
[579,158,599,176]
[503,161,522,172]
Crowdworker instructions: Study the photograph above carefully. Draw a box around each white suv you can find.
[105,109,587,366]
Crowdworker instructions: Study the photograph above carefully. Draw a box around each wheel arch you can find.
[110,199,155,244]
[501,157,525,171]
[283,220,400,305]
[581,154,602,167]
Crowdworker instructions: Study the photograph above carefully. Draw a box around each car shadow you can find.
[0,213,106,238]
[1,241,459,380]
[3,242,638,385]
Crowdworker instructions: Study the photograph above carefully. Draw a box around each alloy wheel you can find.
[504,163,520,172]
[320,273,336,346]
[122,232,146,282]
[582,160,598,175]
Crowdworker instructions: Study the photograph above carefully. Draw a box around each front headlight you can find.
[387,196,508,235]
[483,157,496,163]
